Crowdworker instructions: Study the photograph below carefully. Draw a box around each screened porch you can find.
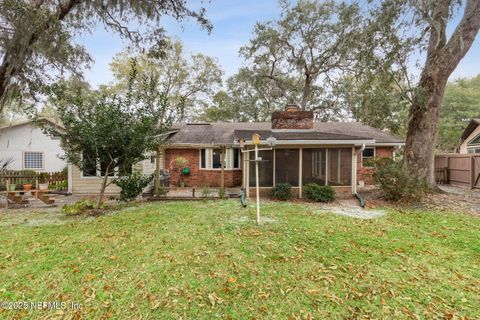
[243,147,357,196]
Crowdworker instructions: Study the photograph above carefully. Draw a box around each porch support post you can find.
[273,148,276,186]
[325,149,329,186]
[155,146,161,196]
[352,146,357,194]
[299,148,303,198]
[245,149,250,198]
[220,146,225,193]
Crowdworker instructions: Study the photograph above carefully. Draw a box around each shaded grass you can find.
[0,200,479,319]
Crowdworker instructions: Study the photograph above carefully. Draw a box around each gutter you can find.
[237,139,376,146]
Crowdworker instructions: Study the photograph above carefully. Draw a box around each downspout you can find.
[354,143,366,208]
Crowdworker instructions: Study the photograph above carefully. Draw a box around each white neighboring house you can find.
[0,118,67,172]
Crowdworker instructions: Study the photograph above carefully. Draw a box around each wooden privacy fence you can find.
[434,154,480,189]
[0,171,68,191]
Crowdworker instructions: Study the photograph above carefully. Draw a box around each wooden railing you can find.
[0,171,68,191]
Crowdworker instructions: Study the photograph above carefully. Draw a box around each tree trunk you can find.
[96,161,112,210]
[404,73,448,186]
[404,0,480,187]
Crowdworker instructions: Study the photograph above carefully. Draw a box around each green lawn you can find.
[1,200,479,319]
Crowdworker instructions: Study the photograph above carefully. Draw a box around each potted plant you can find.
[38,172,50,191]
[8,183,16,192]
[21,170,35,192]
[170,157,189,187]
[23,182,33,192]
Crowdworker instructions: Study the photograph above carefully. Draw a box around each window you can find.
[275,149,299,186]
[200,149,206,169]
[233,148,240,169]
[362,147,375,167]
[468,134,480,145]
[328,148,352,186]
[468,148,480,154]
[23,152,43,169]
[302,148,326,185]
[212,148,224,168]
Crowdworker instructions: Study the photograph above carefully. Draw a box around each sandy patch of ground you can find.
[312,199,387,219]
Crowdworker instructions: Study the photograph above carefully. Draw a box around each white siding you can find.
[0,123,66,172]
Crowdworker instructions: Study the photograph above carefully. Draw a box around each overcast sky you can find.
[76,0,480,88]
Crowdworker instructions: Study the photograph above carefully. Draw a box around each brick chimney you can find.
[271,104,314,129]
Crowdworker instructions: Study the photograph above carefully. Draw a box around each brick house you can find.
[69,106,404,197]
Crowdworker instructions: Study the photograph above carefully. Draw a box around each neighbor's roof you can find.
[167,122,404,145]
[0,117,64,131]
[460,119,480,140]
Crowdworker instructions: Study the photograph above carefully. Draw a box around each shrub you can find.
[372,157,428,201]
[218,187,225,199]
[62,199,99,215]
[201,185,211,198]
[271,182,292,200]
[113,171,153,202]
[303,183,335,202]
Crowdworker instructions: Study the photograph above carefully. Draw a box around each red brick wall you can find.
[356,146,394,185]
[165,149,242,187]
[165,146,394,188]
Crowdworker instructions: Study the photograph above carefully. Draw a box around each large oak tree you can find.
[0,0,211,113]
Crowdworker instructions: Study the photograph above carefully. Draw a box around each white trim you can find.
[67,164,73,194]
[352,147,356,194]
[368,143,405,147]
[325,149,329,186]
[272,148,276,186]
[22,151,45,170]
[299,148,302,198]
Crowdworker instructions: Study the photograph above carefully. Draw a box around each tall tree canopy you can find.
[387,0,480,185]
[0,0,211,113]
[109,39,223,121]
[438,75,480,152]
[200,67,282,122]
[240,0,364,118]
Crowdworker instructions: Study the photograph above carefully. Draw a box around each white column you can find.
[273,148,276,186]
[67,163,73,194]
[245,150,250,197]
[325,149,329,186]
[352,146,357,194]
[299,148,303,198]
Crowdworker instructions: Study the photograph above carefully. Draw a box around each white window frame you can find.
[361,147,376,168]
[199,147,240,170]
[23,151,44,170]
[467,133,480,146]
[232,148,241,170]
[467,147,480,154]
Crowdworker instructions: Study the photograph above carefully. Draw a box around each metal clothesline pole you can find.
[240,135,276,226]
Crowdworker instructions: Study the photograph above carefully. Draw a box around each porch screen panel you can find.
[275,149,299,186]
[249,150,273,187]
[328,148,352,186]
[302,148,326,185]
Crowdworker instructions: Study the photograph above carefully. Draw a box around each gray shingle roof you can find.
[167,122,404,145]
